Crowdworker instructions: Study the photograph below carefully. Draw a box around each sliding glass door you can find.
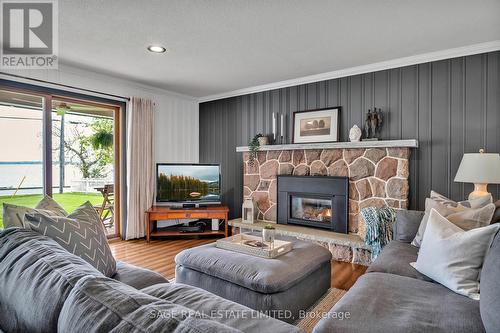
[0,87,122,238]
[0,90,45,207]
[51,97,121,237]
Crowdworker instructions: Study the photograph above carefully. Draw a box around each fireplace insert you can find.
[277,175,348,233]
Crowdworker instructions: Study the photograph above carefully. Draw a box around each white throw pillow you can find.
[412,196,495,247]
[411,209,500,300]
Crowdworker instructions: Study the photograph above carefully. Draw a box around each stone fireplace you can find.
[242,144,412,238]
[277,175,348,233]
[238,140,417,264]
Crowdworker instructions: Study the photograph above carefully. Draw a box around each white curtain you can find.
[126,97,155,240]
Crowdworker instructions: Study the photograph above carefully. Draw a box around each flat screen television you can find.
[156,163,221,204]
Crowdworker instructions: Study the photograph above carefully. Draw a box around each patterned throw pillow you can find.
[24,201,116,277]
[412,193,496,247]
[35,195,68,216]
[3,202,66,229]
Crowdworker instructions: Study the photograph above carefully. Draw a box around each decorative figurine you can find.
[364,109,372,139]
[370,109,378,138]
[363,108,383,140]
[373,108,383,136]
[349,125,362,142]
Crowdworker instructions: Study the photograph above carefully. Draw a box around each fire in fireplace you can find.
[277,175,348,233]
[291,196,332,223]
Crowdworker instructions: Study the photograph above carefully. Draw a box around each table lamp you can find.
[454,149,500,200]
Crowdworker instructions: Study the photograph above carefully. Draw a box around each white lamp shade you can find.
[454,153,500,184]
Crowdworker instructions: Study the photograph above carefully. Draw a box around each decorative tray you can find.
[216,233,293,259]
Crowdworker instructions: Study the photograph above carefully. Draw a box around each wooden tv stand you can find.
[145,205,229,242]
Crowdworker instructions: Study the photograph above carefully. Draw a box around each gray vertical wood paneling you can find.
[200,51,500,218]
[374,71,389,140]
[431,60,449,196]
[450,57,465,201]
[401,66,419,208]
[486,53,500,199]
[340,77,349,142]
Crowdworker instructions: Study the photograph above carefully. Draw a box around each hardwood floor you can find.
[109,237,215,278]
[331,259,367,290]
[110,238,367,290]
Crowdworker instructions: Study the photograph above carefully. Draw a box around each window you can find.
[0,86,122,238]
[0,90,44,211]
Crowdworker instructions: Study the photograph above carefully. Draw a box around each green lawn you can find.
[0,193,102,229]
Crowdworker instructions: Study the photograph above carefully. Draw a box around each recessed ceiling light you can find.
[147,45,166,53]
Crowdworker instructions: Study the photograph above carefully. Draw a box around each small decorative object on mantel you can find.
[279,113,286,144]
[272,112,287,144]
[293,107,340,144]
[363,108,383,141]
[241,197,255,224]
[349,124,362,142]
[248,134,267,165]
[272,113,277,143]
[257,135,268,146]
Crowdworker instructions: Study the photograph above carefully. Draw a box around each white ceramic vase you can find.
[349,125,362,142]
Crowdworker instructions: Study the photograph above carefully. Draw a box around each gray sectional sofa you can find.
[0,228,302,333]
[3,210,499,333]
[314,209,500,333]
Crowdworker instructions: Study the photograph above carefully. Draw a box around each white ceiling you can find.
[59,0,500,99]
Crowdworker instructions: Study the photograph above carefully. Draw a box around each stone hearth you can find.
[243,147,410,235]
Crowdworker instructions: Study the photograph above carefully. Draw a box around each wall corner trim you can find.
[198,40,500,103]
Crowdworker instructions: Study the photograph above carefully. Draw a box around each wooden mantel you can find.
[236,139,418,152]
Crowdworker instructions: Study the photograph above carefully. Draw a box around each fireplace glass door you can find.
[277,175,348,233]
[290,195,332,225]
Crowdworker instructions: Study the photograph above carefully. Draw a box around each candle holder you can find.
[272,112,277,144]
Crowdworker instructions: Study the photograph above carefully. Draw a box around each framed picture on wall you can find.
[292,107,340,143]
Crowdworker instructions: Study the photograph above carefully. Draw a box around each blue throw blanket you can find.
[361,207,396,260]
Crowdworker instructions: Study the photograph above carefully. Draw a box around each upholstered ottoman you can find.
[175,238,332,323]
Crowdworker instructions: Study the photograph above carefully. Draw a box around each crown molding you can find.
[198,40,500,103]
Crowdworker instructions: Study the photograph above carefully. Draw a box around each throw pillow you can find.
[35,195,68,216]
[393,210,425,243]
[492,200,500,224]
[3,202,66,229]
[24,201,116,277]
[410,209,500,300]
[411,197,495,247]
[430,190,493,209]
[479,228,500,333]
